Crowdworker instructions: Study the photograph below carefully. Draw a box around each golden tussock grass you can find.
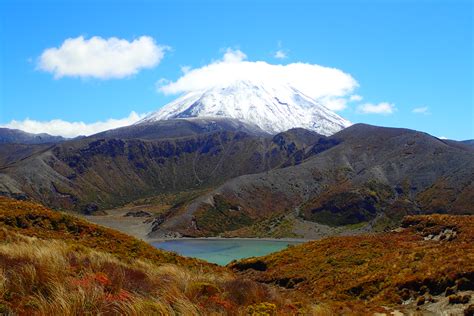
[0,198,317,315]
[230,215,474,313]
[0,229,312,315]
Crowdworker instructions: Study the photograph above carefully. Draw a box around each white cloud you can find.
[274,41,288,59]
[38,36,168,79]
[438,136,448,140]
[412,106,430,114]
[1,112,145,138]
[157,48,358,111]
[320,97,348,111]
[349,94,363,102]
[357,102,396,115]
[180,65,191,74]
[274,50,287,59]
[222,48,247,63]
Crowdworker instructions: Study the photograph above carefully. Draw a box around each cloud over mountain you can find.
[157,48,358,111]
[1,112,145,138]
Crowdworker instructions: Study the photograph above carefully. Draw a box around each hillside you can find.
[230,214,474,314]
[1,123,473,240]
[93,117,268,140]
[0,197,205,267]
[0,124,316,212]
[1,197,472,314]
[0,128,67,144]
[150,124,474,237]
[0,197,315,315]
[0,143,52,168]
[463,139,474,147]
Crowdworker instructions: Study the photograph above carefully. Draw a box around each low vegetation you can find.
[0,231,314,315]
[0,197,315,315]
[193,195,254,236]
[301,180,395,227]
[1,197,473,314]
[0,197,199,267]
[230,214,474,313]
[224,213,301,238]
[124,188,211,214]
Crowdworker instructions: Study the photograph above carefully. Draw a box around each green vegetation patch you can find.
[194,195,253,235]
[302,180,395,226]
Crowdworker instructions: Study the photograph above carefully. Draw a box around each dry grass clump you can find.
[4,197,471,314]
[0,197,203,267]
[0,230,308,315]
[0,197,316,315]
[230,214,474,313]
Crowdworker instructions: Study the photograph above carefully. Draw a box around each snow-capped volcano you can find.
[139,80,351,135]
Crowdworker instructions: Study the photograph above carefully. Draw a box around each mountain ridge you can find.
[1,121,473,240]
[0,122,318,212]
[94,117,268,140]
[151,123,474,237]
[0,127,67,144]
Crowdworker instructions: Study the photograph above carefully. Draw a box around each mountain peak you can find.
[139,80,351,135]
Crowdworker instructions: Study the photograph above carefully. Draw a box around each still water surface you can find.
[152,239,302,265]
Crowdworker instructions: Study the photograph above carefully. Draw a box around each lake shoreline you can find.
[151,238,306,265]
[147,236,312,244]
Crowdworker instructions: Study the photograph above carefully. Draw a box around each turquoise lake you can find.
[152,239,302,265]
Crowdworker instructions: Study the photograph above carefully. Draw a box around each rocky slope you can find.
[463,139,474,147]
[0,127,67,144]
[154,124,474,237]
[0,120,318,212]
[230,214,474,314]
[1,122,473,239]
[93,117,268,140]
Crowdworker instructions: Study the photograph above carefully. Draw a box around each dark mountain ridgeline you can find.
[92,117,269,140]
[1,122,473,238]
[162,124,474,236]
[462,139,474,147]
[0,128,67,144]
[0,119,318,212]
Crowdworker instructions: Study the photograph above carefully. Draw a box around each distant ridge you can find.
[0,127,66,144]
[462,139,474,147]
[93,117,268,140]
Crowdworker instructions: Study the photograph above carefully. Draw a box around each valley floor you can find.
[79,207,155,241]
[82,202,378,243]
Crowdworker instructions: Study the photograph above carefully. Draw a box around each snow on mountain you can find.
[139,80,351,135]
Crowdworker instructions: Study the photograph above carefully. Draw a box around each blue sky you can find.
[0,0,472,140]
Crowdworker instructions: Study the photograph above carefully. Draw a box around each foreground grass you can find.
[0,197,316,315]
[1,197,472,314]
[230,215,474,313]
[0,197,201,268]
[0,231,305,315]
